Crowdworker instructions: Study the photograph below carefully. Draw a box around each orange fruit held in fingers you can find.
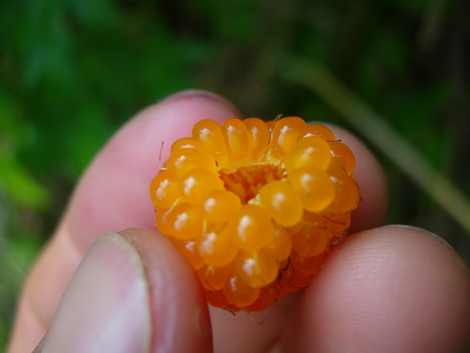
[150,117,359,312]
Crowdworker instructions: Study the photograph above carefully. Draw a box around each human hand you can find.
[7,90,470,353]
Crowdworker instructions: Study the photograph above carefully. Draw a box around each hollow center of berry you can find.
[218,163,285,204]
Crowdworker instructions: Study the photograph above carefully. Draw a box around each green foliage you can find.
[1,0,469,350]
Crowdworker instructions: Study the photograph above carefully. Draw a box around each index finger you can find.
[8,90,241,353]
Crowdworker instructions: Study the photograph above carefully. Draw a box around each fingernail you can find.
[160,89,240,115]
[383,224,452,247]
[34,232,151,353]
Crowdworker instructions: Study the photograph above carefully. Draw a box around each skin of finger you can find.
[280,226,470,353]
[210,292,301,353]
[7,90,242,353]
[118,228,212,353]
[207,126,389,353]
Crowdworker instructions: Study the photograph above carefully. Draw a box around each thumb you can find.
[33,229,212,353]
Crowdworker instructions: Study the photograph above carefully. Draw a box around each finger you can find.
[209,126,389,353]
[8,90,242,353]
[67,90,242,253]
[32,228,211,353]
[280,226,470,353]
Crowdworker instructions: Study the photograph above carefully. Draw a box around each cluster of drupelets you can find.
[150,116,359,312]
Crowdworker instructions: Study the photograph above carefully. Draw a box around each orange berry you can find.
[291,222,331,258]
[326,162,359,213]
[199,226,239,267]
[150,116,360,312]
[284,136,332,172]
[231,205,274,251]
[271,276,289,298]
[280,262,311,292]
[285,221,304,236]
[322,210,351,238]
[154,208,168,225]
[287,167,335,212]
[235,250,279,287]
[150,172,180,208]
[219,164,284,204]
[292,251,326,275]
[166,148,216,176]
[245,285,279,312]
[301,124,335,141]
[202,287,234,309]
[192,119,228,164]
[291,211,331,258]
[329,142,356,175]
[221,118,250,161]
[180,169,224,204]
[243,118,270,159]
[263,225,292,261]
[259,180,303,227]
[271,116,307,159]
[168,237,204,270]
[197,263,234,291]
[163,203,204,240]
[223,275,260,307]
[171,137,212,155]
[202,190,241,224]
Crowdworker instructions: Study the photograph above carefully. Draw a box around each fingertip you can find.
[118,228,212,353]
[31,229,212,353]
[67,90,242,253]
[282,226,470,353]
[9,91,236,353]
[127,89,242,149]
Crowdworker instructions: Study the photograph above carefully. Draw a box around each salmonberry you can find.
[150,117,359,312]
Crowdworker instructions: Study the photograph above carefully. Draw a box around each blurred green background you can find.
[1,0,470,350]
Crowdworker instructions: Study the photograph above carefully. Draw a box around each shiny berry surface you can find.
[150,117,359,312]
